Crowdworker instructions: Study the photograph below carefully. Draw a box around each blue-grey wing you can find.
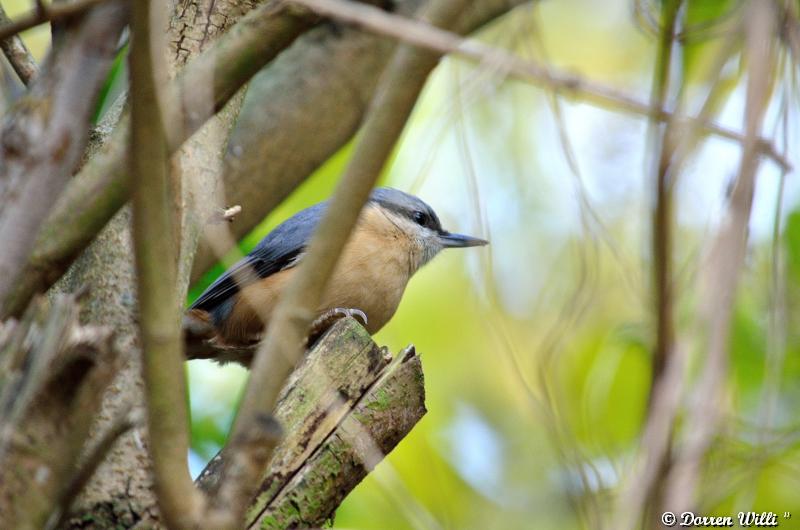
[189,202,326,312]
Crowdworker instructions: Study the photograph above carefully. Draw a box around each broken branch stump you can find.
[196,317,426,528]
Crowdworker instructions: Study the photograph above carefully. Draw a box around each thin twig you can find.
[613,8,754,527]
[758,85,790,443]
[289,0,790,172]
[0,0,109,42]
[638,2,681,526]
[649,0,680,408]
[129,1,204,527]
[0,4,38,85]
[663,1,777,512]
[215,0,469,525]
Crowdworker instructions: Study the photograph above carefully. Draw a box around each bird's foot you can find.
[307,307,368,347]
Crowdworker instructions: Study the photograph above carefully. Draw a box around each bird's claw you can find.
[332,307,368,326]
[307,307,369,348]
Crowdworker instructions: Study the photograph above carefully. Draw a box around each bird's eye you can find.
[412,211,428,226]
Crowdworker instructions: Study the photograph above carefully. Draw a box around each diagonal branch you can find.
[215,0,469,524]
[0,0,109,42]
[0,1,127,317]
[290,0,789,172]
[0,4,38,85]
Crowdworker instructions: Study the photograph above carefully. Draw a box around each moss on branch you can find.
[196,318,426,529]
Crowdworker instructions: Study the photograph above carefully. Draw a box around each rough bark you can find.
[251,351,425,528]
[195,318,426,529]
[57,208,155,529]
[169,0,260,66]
[0,294,117,530]
[0,1,127,312]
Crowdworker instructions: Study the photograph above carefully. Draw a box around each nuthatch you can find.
[187,187,488,357]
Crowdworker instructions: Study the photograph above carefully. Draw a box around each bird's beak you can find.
[438,231,489,248]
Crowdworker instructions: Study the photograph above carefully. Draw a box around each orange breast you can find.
[219,205,412,343]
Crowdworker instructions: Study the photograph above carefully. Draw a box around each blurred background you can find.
[5,0,799,528]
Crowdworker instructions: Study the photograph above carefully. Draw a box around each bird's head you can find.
[368,187,488,272]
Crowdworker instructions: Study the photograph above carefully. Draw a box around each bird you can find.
[185,187,488,364]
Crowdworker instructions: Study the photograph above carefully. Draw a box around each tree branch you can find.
[0,0,109,42]
[249,334,425,528]
[0,0,319,319]
[129,1,205,527]
[0,3,38,85]
[611,6,682,527]
[59,1,279,524]
[663,1,777,513]
[649,0,680,409]
[0,1,127,315]
[289,0,790,173]
[215,0,467,522]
